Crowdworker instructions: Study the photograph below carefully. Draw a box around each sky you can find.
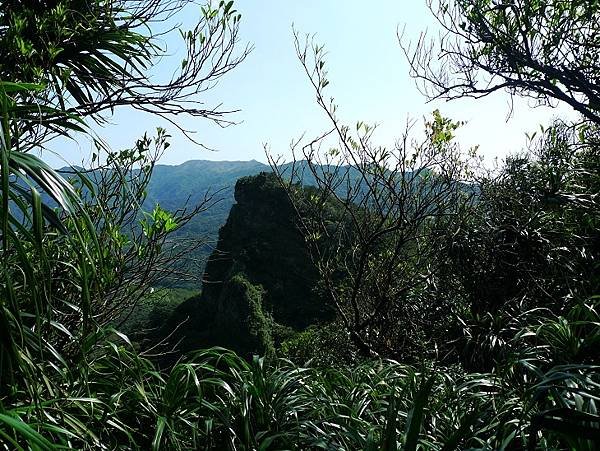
[47,0,576,168]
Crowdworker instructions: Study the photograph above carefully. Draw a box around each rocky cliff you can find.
[163,172,333,358]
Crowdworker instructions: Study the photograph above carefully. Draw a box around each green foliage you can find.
[211,273,276,358]
[1,0,600,448]
[1,342,597,449]
[117,287,200,342]
[244,280,276,359]
[0,0,249,448]
[0,79,99,390]
[279,323,359,367]
[141,205,179,240]
[439,121,600,370]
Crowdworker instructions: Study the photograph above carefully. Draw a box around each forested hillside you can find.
[1,1,599,450]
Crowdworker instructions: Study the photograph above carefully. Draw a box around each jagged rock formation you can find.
[163,172,333,358]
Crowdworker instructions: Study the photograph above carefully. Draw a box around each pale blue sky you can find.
[48,0,575,168]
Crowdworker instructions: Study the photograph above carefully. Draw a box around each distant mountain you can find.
[145,159,268,234]
[52,159,387,288]
[142,160,271,287]
[48,160,270,288]
[146,159,268,212]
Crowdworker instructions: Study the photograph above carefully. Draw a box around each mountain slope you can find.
[145,159,269,238]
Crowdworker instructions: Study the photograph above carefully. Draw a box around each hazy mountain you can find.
[146,159,268,212]
[52,159,370,288]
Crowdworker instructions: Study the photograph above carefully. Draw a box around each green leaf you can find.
[0,413,56,450]
[404,376,436,451]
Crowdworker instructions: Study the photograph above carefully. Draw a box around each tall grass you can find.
[1,341,597,450]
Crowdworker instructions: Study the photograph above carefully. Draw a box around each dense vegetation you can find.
[1,1,599,450]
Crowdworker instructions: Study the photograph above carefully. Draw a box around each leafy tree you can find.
[0,0,246,403]
[399,0,600,371]
[403,0,600,124]
[46,132,216,341]
[441,120,600,369]
[0,81,97,388]
[0,0,249,146]
[270,33,478,359]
